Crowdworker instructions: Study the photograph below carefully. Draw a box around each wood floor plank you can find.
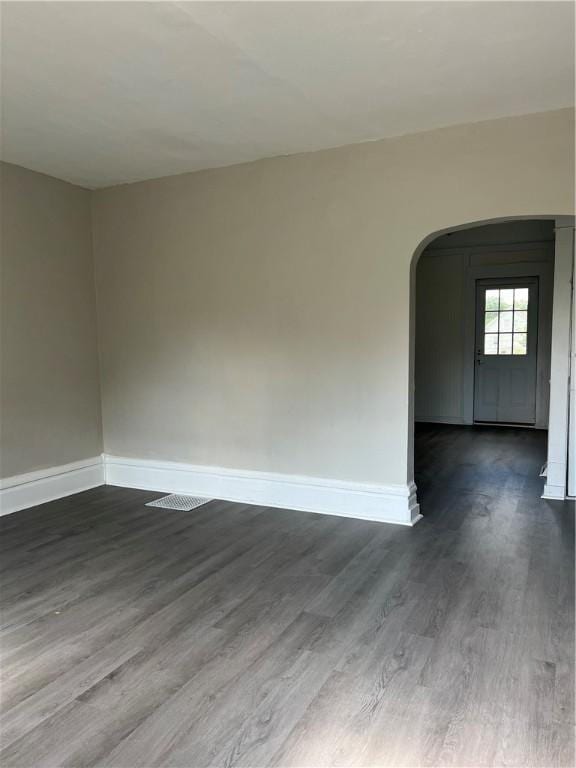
[0,424,574,767]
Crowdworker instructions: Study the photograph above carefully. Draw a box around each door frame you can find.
[472,276,540,425]
[463,259,553,428]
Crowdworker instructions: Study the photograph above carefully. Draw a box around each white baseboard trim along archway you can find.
[103,455,422,526]
[0,454,422,526]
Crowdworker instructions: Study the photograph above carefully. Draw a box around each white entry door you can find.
[474,278,539,424]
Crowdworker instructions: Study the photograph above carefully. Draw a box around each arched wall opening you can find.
[408,215,575,518]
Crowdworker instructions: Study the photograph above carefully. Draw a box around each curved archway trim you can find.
[408,215,575,512]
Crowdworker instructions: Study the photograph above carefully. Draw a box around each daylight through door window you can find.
[483,287,529,355]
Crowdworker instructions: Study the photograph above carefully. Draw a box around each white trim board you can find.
[104,455,422,527]
[0,453,421,526]
[541,482,567,501]
[0,457,105,516]
[544,223,574,501]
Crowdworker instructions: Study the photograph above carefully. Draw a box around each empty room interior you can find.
[0,2,575,767]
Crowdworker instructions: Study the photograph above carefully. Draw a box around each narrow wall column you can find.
[543,220,575,499]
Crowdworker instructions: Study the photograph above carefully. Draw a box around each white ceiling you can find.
[2,1,574,189]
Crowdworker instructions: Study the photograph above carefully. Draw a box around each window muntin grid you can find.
[483,287,529,355]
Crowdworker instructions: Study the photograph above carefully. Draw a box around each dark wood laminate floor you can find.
[1,425,574,767]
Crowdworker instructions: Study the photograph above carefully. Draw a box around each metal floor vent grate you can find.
[146,494,212,512]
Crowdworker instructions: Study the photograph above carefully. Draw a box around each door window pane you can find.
[514,311,527,332]
[484,312,499,332]
[498,334,512,354]
[499,289,514,311]
[514,288,529,310]
[482,286,530,356]
[484,334,499,354]
[513,333,527,355]
[499,311,513,332]
[485,289,500,311]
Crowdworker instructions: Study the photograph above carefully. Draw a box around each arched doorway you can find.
[408,216,574,516]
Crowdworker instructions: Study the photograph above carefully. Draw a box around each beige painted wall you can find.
[92,108,574,487]
[1,162,102,477]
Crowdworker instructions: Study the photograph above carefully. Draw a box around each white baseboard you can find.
[542,483,567,501]
[542,459,568,500]
[0,453,422,527]
[414,417,468,426]
[104,454,422,527]
[0,457,105,516]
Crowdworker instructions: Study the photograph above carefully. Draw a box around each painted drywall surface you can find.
[415,224,555,426]
[92,109,574,486]
[0,163,102,477]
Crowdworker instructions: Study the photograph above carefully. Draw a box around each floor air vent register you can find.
[145,494,213,511]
